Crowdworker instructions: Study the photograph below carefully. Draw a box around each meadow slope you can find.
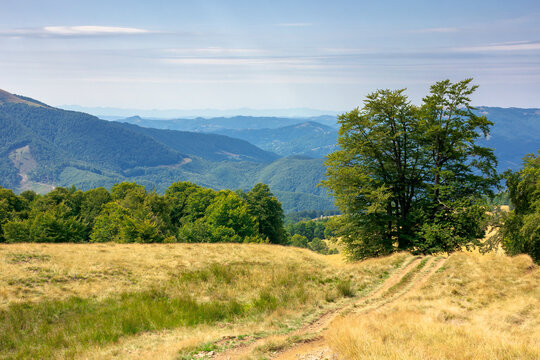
[0,244,538,360]
[0,243,406,359]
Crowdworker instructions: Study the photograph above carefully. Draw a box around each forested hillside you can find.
[124,124,278,162]
[0,90,334,212]
[117,114,338,131]
[212,121,338,157]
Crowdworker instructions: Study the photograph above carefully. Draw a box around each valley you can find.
[1,89,539,212]
[2,2,539,359]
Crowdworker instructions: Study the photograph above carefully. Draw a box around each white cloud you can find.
[162,47,268,55]
[161,57,318,68]
[43,26,150,35]
[0,25,152,37]
[454,41,540,52]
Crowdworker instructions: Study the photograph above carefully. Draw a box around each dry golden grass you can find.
[0,243,327,307]
[85,250,408,360]
[327,252,540,359]
[6,242,535,360]
[0,243,409,359]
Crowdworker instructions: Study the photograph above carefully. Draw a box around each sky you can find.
[1,0,540,113]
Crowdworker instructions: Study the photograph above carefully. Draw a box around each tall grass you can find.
[0,244,410,359]
[327,252,540,359]
[0,252,358,359]
[0,292,245,359]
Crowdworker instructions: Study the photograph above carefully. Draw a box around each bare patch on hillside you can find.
[9,145,55,193]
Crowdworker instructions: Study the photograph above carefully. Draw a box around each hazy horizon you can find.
[1,0,539,110]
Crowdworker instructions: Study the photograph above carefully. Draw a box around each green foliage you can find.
[487,191,511,207]
[286,218,336,254]
[323,79,498,259]
[286,219,330,241]
[289,234,309,248]
[243,183,287,244]
[204,191,258,241]
[29,205,87,243]
[500,151,540,262]
[284,210,340,225]
[0,181,288,245]
[0,187,29,242]
[308,238,330,254]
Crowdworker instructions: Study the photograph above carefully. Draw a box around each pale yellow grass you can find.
[0,243,409,359]
[0,242,335,307]
[82,250,409,360]
[327,252,540,359]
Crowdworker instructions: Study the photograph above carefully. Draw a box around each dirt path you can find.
[212,255,427,360]
[209,256,447,360]
[272,256,447,360]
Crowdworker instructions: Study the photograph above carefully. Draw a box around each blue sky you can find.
[1,0,539,112]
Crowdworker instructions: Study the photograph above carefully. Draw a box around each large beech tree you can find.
[323,79,498,259]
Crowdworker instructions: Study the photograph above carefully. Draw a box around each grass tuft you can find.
[336,279,355,298]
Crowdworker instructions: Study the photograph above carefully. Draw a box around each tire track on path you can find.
[212,255,421,360]
[273,256,447,360]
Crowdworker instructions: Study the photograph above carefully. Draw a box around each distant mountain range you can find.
[116,107,540,173]
[59,105,341,119]
[1,88,539,212]
[0,89,334,212]
[475,107,540,171]
[117,114,339,131]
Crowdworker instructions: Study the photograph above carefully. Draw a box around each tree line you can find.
[487,151,540,262]
[0,182,290,245]
[286,218,337,255]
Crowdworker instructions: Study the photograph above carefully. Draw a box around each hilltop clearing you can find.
[0,244,538,359]
[0,243,406,359]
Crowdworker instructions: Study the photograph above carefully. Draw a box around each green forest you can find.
[0,181,337,254]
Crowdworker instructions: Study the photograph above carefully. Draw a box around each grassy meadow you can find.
[327,252,540,360]
[0,243,407,359]
[1,243,538,359]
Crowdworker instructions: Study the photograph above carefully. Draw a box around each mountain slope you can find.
[0,89,333,211]
[125,124,279,163]
[0,89,47,107]
[212,121,338,157]
[0,103,184,184]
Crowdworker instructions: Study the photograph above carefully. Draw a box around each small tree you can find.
[243,183,287,244]
[289,234,308,248]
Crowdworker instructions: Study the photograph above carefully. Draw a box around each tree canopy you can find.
[0,181,288,245]
[499,151,540,262]
[323,79,499,259]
